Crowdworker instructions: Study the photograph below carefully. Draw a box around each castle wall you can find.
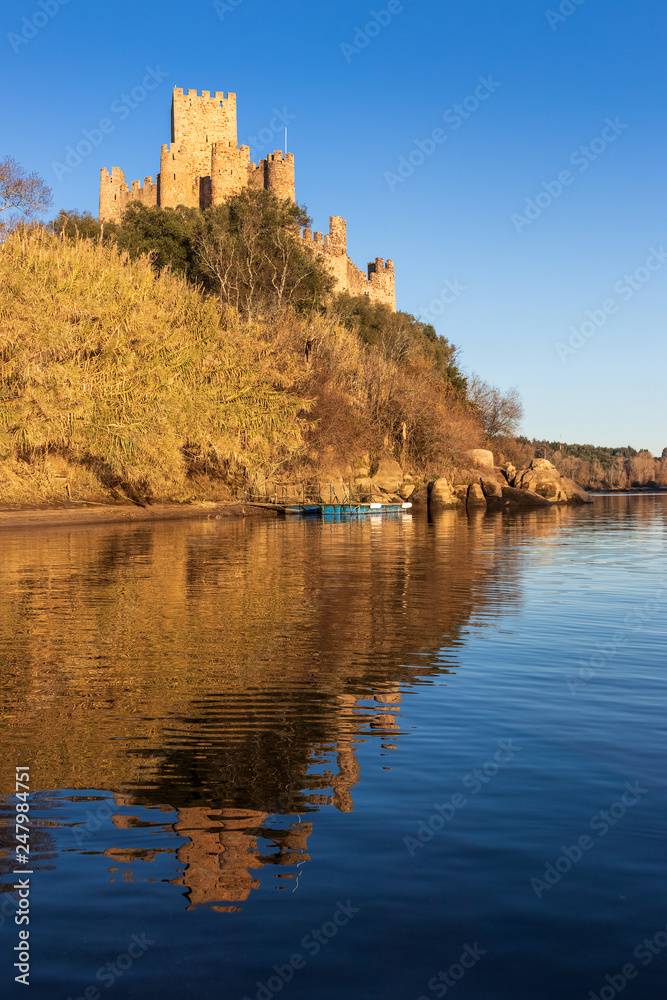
[300,217,396,309]
[99,168,158,224]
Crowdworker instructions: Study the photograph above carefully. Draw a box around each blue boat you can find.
[283,504,321,516]
[277,501,412,517]
[318,502,412,517]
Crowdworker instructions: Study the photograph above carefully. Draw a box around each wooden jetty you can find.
[243,483,412,518]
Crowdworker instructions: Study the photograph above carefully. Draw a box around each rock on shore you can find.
[257,450,592,514]
[509,459,593,504]
[423,450,592,512]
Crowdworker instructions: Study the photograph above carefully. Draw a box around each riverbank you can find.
[0,501,275,532]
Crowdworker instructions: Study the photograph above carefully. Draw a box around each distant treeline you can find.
[502,438,667,489]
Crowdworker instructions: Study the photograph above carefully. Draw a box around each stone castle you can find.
[99,88,396,309]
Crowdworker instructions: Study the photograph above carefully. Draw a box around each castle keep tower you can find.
[100,88,295,219]
[99,87,394,309]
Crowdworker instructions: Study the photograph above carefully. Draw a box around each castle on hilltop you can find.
[99,88,396,309]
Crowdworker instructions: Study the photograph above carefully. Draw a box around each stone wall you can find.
[300,217,396,309]
[99,167,158,224]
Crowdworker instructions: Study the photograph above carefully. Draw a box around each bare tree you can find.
[629,450,656,486]
[0,156,52,230]
[195,230,240,309]
[468,376,523,441]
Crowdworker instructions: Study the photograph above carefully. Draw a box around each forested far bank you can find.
[494,437,667,490]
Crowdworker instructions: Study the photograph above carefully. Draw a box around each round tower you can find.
[211,142,250,204]
[265,151,295,202]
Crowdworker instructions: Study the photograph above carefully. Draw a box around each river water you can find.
[0,496,665,1000]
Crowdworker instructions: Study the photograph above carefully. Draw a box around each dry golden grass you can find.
[0,228,308,504]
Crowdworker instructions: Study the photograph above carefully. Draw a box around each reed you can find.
[0,228,308,504]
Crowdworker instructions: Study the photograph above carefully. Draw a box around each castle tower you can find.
[246,151,295,203]
[98,86,396,310]
[211,142,251,204]
[160,89,238,210]
[265,151,295,202]
[160,142,206,210]
[99,167,128,224]
[171,88,237,175]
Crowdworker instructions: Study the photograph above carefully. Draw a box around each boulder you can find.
[429,478,460,507]
[453,484,469,501]
[485,497,512,513]
[501,463,517,485]
[465,448,495,470]
[559,476,594,504]
[467,483,487,509]
[501,485,552,507]
[409,484,429,506]
[372,458,404,493]
[400,483,416,500]
[514,459,592,504]
[480,477,503,500]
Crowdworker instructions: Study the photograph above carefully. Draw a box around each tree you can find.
[0,156,52,232]
[628,450,656,486]
[468,377,523,441]
[195,189,332,315]
[51,209,116,242]
[331,295,468,393]
[114,203,199,276]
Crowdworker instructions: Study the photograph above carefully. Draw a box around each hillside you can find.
[0,226,482,507]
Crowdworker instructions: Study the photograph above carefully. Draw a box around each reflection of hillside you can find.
[0,505,570,905]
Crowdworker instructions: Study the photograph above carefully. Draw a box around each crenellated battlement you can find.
[172,88,236,101]
[99,86,395,309]
[299,217,395,309]
[99,167,158,223]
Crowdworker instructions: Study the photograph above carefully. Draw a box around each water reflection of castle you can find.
[106,688,401,908]
[0,506,565,910]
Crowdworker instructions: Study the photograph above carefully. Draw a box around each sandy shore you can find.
[0,501,276,532]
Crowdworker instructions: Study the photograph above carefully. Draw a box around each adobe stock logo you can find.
[340,1,414,63]
[7,0,73,54]
[51,66,169,181]
[511,118,628,234]
[213,0,243,21]
[545,0,588,31]
[556,247,667,362]
[384,76,501,192]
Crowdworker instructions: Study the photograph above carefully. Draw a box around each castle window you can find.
[174,174,176,180]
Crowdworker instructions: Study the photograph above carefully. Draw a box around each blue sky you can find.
[2,0,666,453]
